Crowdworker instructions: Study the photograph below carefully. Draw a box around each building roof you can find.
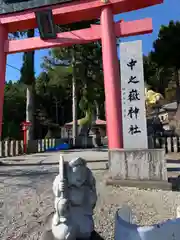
[175,104,180,120]
[162,102,177,111]
[64,119,106,127]
[147,101,177,117]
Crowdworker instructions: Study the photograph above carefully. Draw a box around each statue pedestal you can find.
[107,149,172,190]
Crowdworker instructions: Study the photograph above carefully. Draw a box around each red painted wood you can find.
[0,25,7,139]
[101,6,123,149]
[115,18,153,37]
[0,0,163,33]
[5,18,152,54]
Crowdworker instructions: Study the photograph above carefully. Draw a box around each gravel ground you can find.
[1,164,180,240]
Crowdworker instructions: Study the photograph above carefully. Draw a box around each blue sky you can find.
[6,0,180,82]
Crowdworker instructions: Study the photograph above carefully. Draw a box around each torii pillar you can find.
[0,25,7,140]
[101,6,122,149]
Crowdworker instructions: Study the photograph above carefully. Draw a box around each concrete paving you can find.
[0,149,109,170]
[1,149,180,176]
[1,149,108,161]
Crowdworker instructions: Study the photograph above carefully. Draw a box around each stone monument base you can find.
[107,148,172,190]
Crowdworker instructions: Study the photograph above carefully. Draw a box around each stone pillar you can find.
[0,24,7,140]
[101,6,123,149]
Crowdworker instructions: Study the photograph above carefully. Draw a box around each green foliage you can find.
[20,51,35,85]
[46,20,104,120]
[43,41,104,121]
[143,55,173,96]
[20,29,35,85]
[3,81,26,139]
[35,69,73,128]
[151,21,180,69]
[151,20,180,103]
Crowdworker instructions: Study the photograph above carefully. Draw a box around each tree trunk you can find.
[175,68,180,106]
[72,47,78,147]
[174,68,180,128]
[54,97,59,124]
[95,100,100,120]
[26,29,35,141]
[26,83,35,141]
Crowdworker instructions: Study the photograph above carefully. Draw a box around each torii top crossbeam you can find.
[0,0,163,33]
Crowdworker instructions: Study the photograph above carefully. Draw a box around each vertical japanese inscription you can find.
[126,58,141,135]
[120,40,148,149]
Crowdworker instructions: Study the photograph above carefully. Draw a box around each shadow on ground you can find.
[0,168,56,189]
[0,163,107,179]
[89,231,105,240]
[168,176,180,191]
[0,168,58,177]
[0,159,108,167]
[41,230,105,240]
[57,148,108,153]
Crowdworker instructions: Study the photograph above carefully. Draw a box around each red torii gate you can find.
[0,0,163,148]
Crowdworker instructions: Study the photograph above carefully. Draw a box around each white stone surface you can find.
[109,148,167,181]
[120,40,147,149]
[115,206,180,240]
[52,155,97,240]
